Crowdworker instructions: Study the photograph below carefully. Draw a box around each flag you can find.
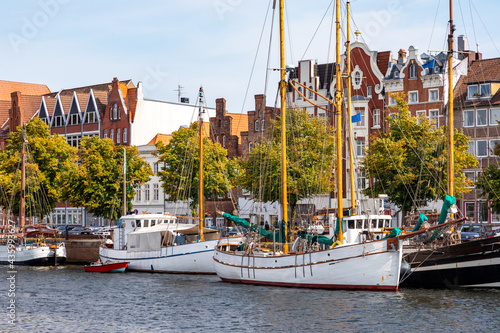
[422,59,435,69]
[351,112,361,123]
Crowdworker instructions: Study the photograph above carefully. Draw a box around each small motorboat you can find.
[84,260,129,273]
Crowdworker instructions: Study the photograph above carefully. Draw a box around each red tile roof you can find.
[0,80,50,101]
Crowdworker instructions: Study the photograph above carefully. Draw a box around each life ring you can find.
[36,238,41,243]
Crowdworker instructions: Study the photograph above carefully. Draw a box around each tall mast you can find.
[447,0,455,197]
[335,0,344,240]
[123,148,127,216]
[346,1,356,215]
[279,0,288,253]
[198,86,205,242]
[20,125,26,228]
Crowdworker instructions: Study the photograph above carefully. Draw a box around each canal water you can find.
[1,265,499,333]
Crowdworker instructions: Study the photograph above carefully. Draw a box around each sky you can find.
[0,0,498,114]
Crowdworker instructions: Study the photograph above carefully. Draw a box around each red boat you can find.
[84,260,129,273]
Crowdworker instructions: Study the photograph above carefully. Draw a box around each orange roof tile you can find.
[227,113,249,138]
[148,133,173,145]
[0,80,50,101]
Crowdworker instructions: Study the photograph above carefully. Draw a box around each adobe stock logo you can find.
[8,0,71,53]
[213,0,243,20]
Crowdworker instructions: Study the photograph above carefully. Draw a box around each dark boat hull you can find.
[401,236,500,288]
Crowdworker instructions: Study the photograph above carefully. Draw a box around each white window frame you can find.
[468,85,479,99]
[416,110,426,124]
[117,129,121,144]
[429,109,439,128]
[153,184,159,201]
[463,110,474,127]
[476,109,487,127]
[468,140,475,156]
[490,139,500,156]
[367,86,372,97]
[409,64,417,78]
[429,89,439,102]
[123,128,127,143]
[480,83,491,98]
[372,109,380,128]
[357,170,366,190]
[110,129,114,142]
[103,129,107,139]
[477,140,488,157]
[261,119,265,131]
[356,139,365,157]
[490,108,500,126]
[464,171,475,187]
[409,91,418,104]
[389,96,397,106]
[145,184,150,201]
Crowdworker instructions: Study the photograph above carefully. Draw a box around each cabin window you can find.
[135,220,141,227]
[356,220,363,229]
[151,220,156,227]
[144,220,149,228]
[347,220,355,229]
[383,220,390,228]
[371,220,377,229]
[130,221,135,228]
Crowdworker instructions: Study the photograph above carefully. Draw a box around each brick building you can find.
[454,57,500,224]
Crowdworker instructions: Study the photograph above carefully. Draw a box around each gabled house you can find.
[454,57,500,224]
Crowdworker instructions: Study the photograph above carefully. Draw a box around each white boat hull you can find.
[0,243,66,266]
[214,239,403,291]
[100,239,232,274]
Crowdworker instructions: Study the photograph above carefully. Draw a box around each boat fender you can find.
[330,240,342,249]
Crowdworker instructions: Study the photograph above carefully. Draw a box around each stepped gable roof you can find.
[0,80,50,101]
[454,57,500,108]
[127,87,138,122]
[316,63,335,95]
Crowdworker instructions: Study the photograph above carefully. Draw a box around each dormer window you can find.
[468,83,491,99]
[394,71,399,78]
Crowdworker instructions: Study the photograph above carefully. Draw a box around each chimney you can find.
[215,98,226,117]
[457,35,469,60]
[254,94,265,118]
[9,91,24,133]
[397,49,407,64]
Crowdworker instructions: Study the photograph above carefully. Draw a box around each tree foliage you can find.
[155,122,237,213]
[476,131,500,212]
[61,136,152,222]
[238,108,336,215]
[361,93,477,213]
[0,118,78,219]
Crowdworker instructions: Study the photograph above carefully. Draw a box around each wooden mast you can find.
[20,125,26,228]
[279,0,288,253]
[123,148,127,217]
[447,0,455,197]
[346,1,356,215]
[198,86,205,242]
[335,0,344,241]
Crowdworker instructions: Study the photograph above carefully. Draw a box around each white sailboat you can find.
[0,126,66,266]
[213,0,403,290]
[99,87,242,273]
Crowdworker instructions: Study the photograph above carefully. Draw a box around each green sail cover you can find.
[222,212,288,242]
[424,194,456,244]
[297,231,335,246]
[381,227,402,239]
[412,213,428,232]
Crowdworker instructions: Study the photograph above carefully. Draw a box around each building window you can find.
[153,184,159,201]
[409,91,418,104]
[367,86,372,97]
[87,111,96,123]
[480,83,491,98]
[222,135,226,148]
[118,107,121,120]
[110,129,114,142]
[478,201,488,223]
[355,109,365,127]
[409,64,417,78]
[354,72,361,86]
[429,110,439,128]
[255,120,259,131]
[416,110,426,124]
[357,170,366,189]
[465,202,475,221]
[70,113,79,125]
[216,136,219,143]
[103,129,107,139]
[53,115,64,127]
[112,104,117,120]
[135,185,142,201]
[248,142,253,152]
[145,184,150,201]
[490,139,500,156]
[389,96,397,106]
[463,110,474,127]
[261,119,265,131]
[123,128,127,143]
[117,129,121,144]
[476,109,487,126]
[464,171,475,187]
[490,108,500,126]
[429,89,439,102]
[468,140,475,155]
[297,87,302,100]
[308,86,313,98]
[477,140,487,157]
[393,71,399,78]
[373,109,380,127]
[356,139,365,156]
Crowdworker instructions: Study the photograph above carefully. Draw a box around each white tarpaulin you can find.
[127,232,162,252]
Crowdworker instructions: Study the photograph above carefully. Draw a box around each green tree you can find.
[155,122,237,214]
[476,135,500,212]
[361,93,477,215]
[0,118,78,220]
[238,108,336,221]
[62,136,152,222]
